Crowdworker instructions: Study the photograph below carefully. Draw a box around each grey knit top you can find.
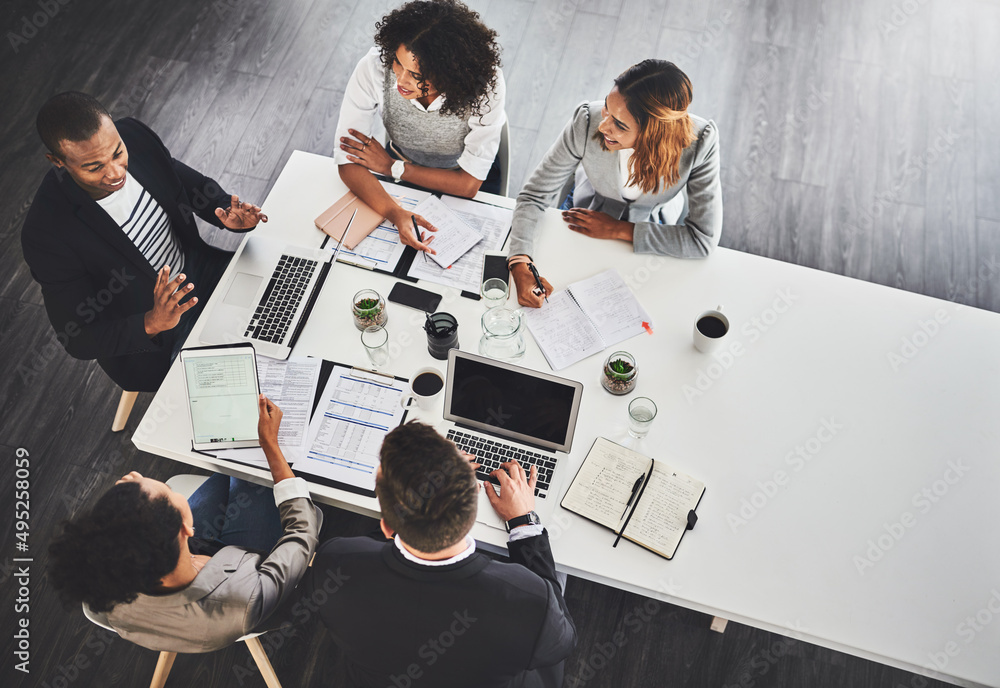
[509,101,722,258]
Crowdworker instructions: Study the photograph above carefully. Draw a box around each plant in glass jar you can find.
[602,351,637,395]
[352,289,387,331]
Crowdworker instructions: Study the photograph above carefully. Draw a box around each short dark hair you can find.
[36,91,111,157]
[374,0,501,118]
[377,421,478,552]
[48,482,182,613]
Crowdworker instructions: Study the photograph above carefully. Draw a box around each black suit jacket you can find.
[20,118,245,392]
[304,532,576,688]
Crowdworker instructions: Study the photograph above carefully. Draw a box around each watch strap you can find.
[505,511,541,533]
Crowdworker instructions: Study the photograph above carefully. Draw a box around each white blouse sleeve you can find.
[456,69,507,180]
[334,47,385,167]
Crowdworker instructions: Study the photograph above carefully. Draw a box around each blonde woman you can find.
[507,59,722,307]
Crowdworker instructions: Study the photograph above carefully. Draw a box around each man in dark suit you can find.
[304,421,576,688]
[21,92,267,392]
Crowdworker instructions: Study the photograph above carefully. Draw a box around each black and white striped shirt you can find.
[96,172,185,274]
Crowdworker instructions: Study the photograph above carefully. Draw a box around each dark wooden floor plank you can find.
[870,201,926,294]
[503,0,579,130]
[924,77,978,304]
[973,0,1000,220]
[819,59,881,281]
[225,0,357,180]
[0,1,993,687]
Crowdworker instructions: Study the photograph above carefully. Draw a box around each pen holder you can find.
[425,312,458,360]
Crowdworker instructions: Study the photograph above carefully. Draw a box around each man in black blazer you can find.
[304,421,576,688]
[21,92,267,392]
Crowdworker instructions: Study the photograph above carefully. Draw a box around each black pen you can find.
[412,215,428,262]
[620,473,645,521]
[527,262,548,303]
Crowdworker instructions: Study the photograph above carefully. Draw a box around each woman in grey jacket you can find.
[508,59,722,307]
[48,395,321,653]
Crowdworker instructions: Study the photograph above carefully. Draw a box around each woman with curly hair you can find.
[335,0,505,253]
[47,396,322,653]
[507,59,723,307]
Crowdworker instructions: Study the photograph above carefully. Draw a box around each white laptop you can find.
[200,235,331,360]
[439,349,585,530]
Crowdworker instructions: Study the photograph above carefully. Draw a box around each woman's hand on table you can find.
[562,208,634,242]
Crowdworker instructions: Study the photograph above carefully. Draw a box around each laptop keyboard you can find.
[244,255,316,344]
[447,429,555,497]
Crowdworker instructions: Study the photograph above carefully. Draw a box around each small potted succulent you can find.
[602,351,637,395]
[352,289,387,331]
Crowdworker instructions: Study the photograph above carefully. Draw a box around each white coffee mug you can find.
[693,305,730,353]
[400,367,445,410]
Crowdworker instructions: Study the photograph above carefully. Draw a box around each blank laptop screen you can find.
[449,354,578,447]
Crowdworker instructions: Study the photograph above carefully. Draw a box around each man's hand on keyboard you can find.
[484,460,537,522]
[459,450,482,481]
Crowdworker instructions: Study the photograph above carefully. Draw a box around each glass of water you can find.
[627,397,657,438]
[481,278,509,309]
[361,325,390,369]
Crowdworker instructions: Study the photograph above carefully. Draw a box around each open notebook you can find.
[561,437,705,560]
[524,269,652,370]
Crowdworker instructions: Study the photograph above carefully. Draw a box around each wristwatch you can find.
[505,510,541,533]
[391,159,406,182]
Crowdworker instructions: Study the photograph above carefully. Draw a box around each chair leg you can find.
[245,637,283,688]
[710,616,728,633]
[149,651,176,688]
[112,390,139,432]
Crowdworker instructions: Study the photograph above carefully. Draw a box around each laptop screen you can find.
[445,351,583,452]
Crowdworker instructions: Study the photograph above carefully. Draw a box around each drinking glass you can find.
[627,397,657,438]
[481,278,509,309]
[361,325,390,369]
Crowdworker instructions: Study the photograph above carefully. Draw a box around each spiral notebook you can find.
[523,269,653,370]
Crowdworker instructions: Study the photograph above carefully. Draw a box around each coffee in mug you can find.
[693,305,729,353]
[400,367,445,410]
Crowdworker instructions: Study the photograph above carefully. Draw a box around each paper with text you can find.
[524,291,605,370]
[332,181,431,271]
[294,367,407,491]
[215,356,322,468]
[412,195,483,268]
[406,195,511,292]
[560,438,650,531]
[568,269,652,346]
[622,467,704,558]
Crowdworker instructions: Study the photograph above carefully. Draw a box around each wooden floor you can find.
[1,0,996,686]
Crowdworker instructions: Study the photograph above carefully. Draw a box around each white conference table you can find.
[134,151,1000,688]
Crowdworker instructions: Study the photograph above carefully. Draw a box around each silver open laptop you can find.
[200,235,331,359]
[439,349,585,530]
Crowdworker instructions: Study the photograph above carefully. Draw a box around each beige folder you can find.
[314,191,385,250]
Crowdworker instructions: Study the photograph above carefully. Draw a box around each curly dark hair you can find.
[377,421,479,552]
[374,0,501,119]
[48,482,182,613]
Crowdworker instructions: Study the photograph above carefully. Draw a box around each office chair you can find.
[80,475,284,688]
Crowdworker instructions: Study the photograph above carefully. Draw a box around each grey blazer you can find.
[509,100,722,258]
[106,495,320,653]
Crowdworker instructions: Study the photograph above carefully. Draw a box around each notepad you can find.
[561,437,705,560]
[524,269,653,370]
[411,195,484,268]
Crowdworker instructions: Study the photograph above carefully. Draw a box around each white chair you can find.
[80,475,284,688]
[496,119,510,197]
